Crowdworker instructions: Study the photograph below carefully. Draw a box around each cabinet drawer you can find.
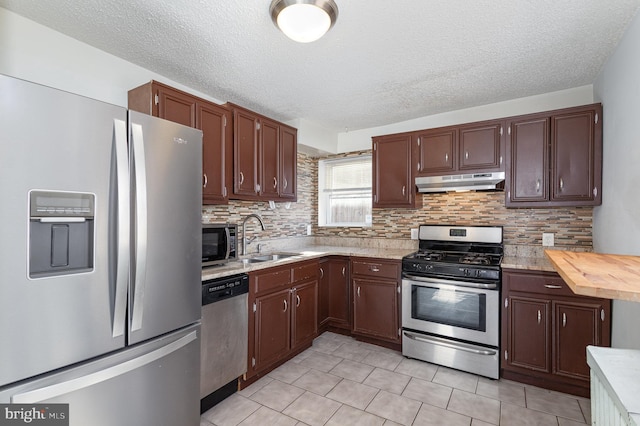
[252,268,291,295]
[351,259,399,280]
[503,270,573,297]
[292,261,317,283]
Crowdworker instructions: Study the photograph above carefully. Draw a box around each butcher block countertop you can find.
[545,249,640,302]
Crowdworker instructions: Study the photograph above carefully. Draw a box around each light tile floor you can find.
[201,332,591,426]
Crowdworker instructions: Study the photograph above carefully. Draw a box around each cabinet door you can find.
[372,134,414,208]
[352,278,398,342]
[553,300,602,381]
[292,280,318,349]
[327,258,350,329]
[459,121,503,171]
[254,289,291,372]
[198,103,231,204]
[234,109,260,197]
[415,128,456,175]
[156,85,196,128]
[279,126,297,200]
[551,108,599,203]
[507,295,550,373]
[260,119,280,199]
[318,259,330,327]
[506,116,549,204]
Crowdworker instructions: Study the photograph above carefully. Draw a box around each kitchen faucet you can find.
[241,213,266,255]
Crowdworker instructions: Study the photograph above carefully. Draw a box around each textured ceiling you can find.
[1,0,639,132]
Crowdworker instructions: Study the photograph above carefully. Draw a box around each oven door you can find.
[401,275,499,347]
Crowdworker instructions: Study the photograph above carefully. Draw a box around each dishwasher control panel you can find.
[202,274,248,305]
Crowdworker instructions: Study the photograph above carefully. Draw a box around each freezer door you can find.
[0,325,201,426]
[0,75,128,387]
[128,111,202,344]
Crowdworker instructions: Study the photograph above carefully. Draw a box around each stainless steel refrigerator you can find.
[0,74,203,425]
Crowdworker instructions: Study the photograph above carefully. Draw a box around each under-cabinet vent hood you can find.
[415,171,505,193]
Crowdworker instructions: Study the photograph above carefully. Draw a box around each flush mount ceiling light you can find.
[270,0,339,43]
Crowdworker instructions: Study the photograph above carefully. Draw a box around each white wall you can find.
[0,7,222,107]
[593,11,640,349]
[336,86,594,153]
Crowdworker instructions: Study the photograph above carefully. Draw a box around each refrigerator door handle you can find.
[112,119,130,338]
[11,330,198,403]
[130,122,148,331]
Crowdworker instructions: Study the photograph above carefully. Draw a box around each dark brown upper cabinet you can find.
[415,119,505,176]
[229,104,297,202]
[372,132,422,209]
[505,104,602,208]
[128,81,232,205]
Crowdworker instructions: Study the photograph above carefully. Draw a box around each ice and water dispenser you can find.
[29,190,95,278]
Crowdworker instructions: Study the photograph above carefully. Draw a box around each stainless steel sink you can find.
[239,252,300,264]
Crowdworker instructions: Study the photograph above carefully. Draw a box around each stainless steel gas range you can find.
[401,225,503,379]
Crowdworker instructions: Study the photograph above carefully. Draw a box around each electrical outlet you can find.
[306,224,312,236]
[542,233,555,247]
[411,229,419,240]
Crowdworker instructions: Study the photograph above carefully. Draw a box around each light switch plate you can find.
[411,229,419,240]
[306,224,312,235]
[542,233,555,247]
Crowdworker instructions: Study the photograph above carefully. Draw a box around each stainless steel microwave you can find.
[202,223,237,267]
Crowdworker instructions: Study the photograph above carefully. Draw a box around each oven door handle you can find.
[402,274,498,290]
[403,331,497,356]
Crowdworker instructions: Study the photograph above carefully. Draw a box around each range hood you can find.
[415,171,505,193]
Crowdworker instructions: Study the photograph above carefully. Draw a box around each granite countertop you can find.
[501,256,557,272]
[587,346,640,425]
[202,245,415,281]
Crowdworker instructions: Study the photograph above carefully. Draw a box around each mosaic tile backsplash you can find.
[202,151,593,251]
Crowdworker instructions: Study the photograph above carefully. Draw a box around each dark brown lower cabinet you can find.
[351,258,401,344]
[502,269,611,397]
[319,256,351,332]
[247,261,318,381]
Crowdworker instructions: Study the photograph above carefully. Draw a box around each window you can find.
[318,155,372,227]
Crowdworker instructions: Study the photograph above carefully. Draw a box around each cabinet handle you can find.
[417,162,421,171]
[283,178,288,190]
[342,266,346,277]
[273,177,277,189]
[283,299,288,312]
[357,286,361,297]
[319,267,324,279]
[239,172,244,185]
[203,173,208,188]
[500,155,503,165]
[593,187,598,197]
[445,153,449,163]
[465,151,469,160]
[536,179,540,192]
[402,185,406,196]
[562,312,567,327]
[559,178,564,191]
[537,310,541,324]
[223,187,227,197]
[296,294,301,307]
[544,284,562,289]
[370,266,380,272]
[601,309,605,322]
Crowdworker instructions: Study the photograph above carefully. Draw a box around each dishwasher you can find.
[200,273,249,413]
